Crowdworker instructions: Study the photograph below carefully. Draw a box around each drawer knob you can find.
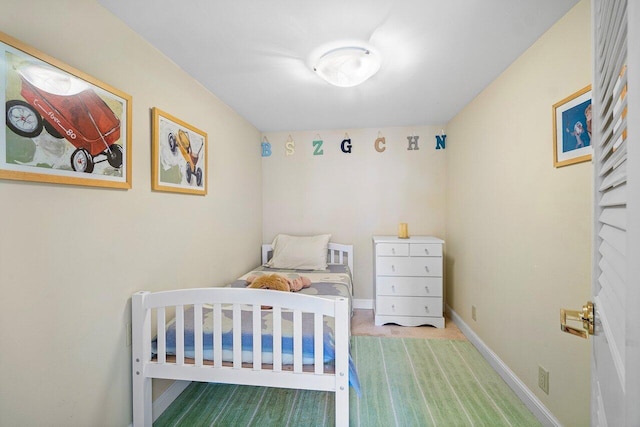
[391,265,395,272]
[424,248,429,254]
[424,306,430,313]
[392,304,396,311]
[424,265,429,273]
[425,286,429,294]
[392,248,396,254]
[391,285,396,293]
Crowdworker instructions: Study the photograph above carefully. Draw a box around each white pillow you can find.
[266,234,331,270]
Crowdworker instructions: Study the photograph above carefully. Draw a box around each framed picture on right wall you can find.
[552,85,592,167]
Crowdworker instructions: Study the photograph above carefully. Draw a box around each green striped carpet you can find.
[155,336,540,426]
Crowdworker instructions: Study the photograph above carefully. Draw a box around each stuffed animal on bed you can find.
[246,274,311,292]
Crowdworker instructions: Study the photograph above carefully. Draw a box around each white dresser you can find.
[373,235,445,328]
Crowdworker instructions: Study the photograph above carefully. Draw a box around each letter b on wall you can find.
[261,142,272,157]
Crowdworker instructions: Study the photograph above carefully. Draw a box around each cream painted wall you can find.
[0,1,262,426]
[261,127,446,298]
[446,1,592,426]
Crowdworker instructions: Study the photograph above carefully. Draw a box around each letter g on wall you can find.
[341,138,352,154]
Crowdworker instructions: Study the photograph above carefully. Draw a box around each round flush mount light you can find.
[310,43,381,88]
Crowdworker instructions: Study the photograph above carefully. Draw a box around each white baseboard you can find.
[153,380,191,422]
[353,298,373,309]
[447,306,561,427]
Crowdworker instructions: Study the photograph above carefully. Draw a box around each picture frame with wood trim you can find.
[553,85,592,167]
[0,31,132,189]
[151,107,207,195]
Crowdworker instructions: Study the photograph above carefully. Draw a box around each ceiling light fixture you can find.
[312,45,381,88]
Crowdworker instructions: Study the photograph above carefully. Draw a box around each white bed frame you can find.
[132,243,353,427]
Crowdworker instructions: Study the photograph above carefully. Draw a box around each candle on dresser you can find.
[398,223,409,239]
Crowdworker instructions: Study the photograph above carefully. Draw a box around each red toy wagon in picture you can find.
[5,63,123,173]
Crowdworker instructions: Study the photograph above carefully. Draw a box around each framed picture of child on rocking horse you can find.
[553,85,592,168]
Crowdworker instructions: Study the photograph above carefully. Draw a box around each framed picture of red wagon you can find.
[0,31,132,189]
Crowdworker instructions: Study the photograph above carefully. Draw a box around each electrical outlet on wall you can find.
[538,366,549,394]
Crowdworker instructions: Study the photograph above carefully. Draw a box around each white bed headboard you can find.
[261,242,353,273]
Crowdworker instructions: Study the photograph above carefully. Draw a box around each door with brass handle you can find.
[560,301,594,339]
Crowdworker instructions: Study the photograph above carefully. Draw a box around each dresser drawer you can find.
[409,243,442,257]
[376,276,442,297]
[376,296,442,317]
[375,243,409,256]
[376,257,442,277]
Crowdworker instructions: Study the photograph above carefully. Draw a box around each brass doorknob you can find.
[560,301,594,339]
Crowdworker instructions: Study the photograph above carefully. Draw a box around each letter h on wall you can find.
[407,135,419,150]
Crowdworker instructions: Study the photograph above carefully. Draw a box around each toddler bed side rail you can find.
[132,288,350,427]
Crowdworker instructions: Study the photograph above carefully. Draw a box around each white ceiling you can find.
[99,0,579,132]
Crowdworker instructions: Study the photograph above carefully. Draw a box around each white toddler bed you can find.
[132,242,355,427]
